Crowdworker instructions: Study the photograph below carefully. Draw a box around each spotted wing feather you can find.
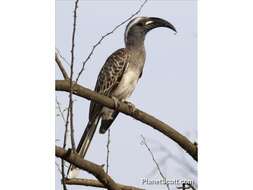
[89,48,129,120]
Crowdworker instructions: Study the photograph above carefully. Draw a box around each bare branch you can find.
[141,135,170,190]
[56,97,68,190]
[75,0,148,82]
[55,80,198,161]
[55,52,69,80]
[56,96,68,156]
[56,48,70,66]
[67,0,80,151]
[56,97,66,123]
[55,161,62,174]
[145,138,197,178]
[61,157,68,190]
[106,129,110,174]
[55,146,122,190]
[65,178,144,190]
[57,1,80,188]
[56,96,69,190]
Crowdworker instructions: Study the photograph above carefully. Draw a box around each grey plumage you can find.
[67,16,176,178]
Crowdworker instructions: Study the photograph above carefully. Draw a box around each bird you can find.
[67,16,176,178]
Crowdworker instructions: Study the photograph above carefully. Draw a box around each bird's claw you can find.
[111,96,120,110]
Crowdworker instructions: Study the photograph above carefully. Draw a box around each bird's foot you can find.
[123,100,136,114]
[111,96,120,110]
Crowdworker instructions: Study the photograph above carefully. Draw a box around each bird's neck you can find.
[126,41,146,61]
[126,43,145,53]
[125,34,145,51]
[125,34,146,70]
[125,38,146,71]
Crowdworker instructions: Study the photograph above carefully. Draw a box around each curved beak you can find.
[146,17,177,33]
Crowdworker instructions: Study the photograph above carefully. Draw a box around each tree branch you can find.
[67,0,79,151]
[55,80,198,161]
[56,97,68,190]
[64,178,144,190]
[56,146,121,190]
[106,129,110,174]
[55,53,69,80]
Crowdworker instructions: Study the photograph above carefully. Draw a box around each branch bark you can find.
[55,146,121,190]
[55,53,69,80]
[55,80,198,161]
[64,178,144,190]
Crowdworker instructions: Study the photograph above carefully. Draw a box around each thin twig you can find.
[55,52,69,80]
[140,135,170,190]
[61,151,67,190]
[59,1,80,189]
[146,139,197,178]
[56,48,70,66]
[75,0,148,82]
[56,97,66,123]
[56,97,69,165]
[57,96,68,190]
[67,0,79,151]
[55,161,62,174]
[106,129,111,174]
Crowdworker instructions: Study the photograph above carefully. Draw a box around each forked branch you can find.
[56,146,135,190]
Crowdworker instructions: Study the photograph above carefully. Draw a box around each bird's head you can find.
[124,16,177,47]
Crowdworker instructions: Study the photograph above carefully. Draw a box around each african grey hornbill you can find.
[67,16,176,177]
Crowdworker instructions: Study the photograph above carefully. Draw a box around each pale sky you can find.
[55,0,197,190]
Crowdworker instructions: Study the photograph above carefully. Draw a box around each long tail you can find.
[67,117,99,178]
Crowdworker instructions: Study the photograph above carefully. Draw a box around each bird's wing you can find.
[89,48,129,120]
[68,49,129,177]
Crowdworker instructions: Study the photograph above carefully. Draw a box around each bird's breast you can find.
[112,68,139,100]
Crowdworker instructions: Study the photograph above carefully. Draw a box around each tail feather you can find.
[67,117,99,178]
[99,111,119,134]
